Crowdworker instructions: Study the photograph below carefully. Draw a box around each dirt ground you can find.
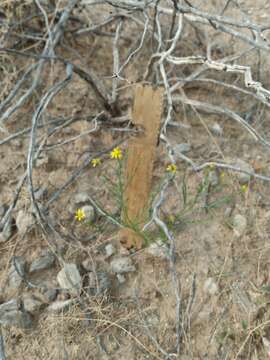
[1,1,270,359]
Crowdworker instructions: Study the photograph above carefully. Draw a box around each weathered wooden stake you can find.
[120,84,163,249]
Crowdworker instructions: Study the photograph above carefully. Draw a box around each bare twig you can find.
[27,63,73,231]
[0,0,78,127]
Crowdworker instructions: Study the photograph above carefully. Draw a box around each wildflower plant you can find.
[91,158,101,167]
[110,147,122,160]
[99,147,126,220]
[76,145,235,248]
[166,163,177,174]
[75,208,86,222]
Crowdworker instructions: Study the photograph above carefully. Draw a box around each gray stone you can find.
[81,205,95,222]
[43,288,58,302]
[8,257,26,290]
[234,159,254,184]
[29,252,55,273]
[110,257,136,274]
[23,297,42,313]
[233,214,247,238]
[146,240,169,259]
[105,244,116,258]
[16,210,33,234]
[0,218,13,243]
[0,299,32,328]
[116,274,126,284]
[203,278,219,296]
[57,263,82,295]
[174,143,191,154]
[211,123,223,136]
[87,271,111,295]
[47,299,74,313]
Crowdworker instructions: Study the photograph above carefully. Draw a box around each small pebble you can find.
[116,274,126,284]
[203,278,219,296]
[105,244,116,258]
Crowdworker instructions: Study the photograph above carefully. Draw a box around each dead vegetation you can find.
[1,0,270,359]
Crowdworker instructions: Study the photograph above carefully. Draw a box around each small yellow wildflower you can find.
[110,147,122,160]
[220,171,225,179]
[75,208,85,222]
[209,163,216,170]
[91,158,101,167]
[241,184,248,193]
[166,163,177,173]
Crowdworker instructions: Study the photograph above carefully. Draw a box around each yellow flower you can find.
[220,171,225,179]
[241,184,248,193]
[75,208,85,222]
[166,163,177,173]
[110,147,122,160]
[209,163,216,170]
[91,158,101,167]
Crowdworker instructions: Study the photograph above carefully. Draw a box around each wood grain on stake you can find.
[120,85,163,249]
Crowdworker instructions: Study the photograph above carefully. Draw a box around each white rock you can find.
[147,240,169,259]
[203,278,219,296]
[105,244,116,258]
[16,210,33,234]
[233,214,247,238]
[110,257,136,274]
[57,263,82,295]
[47,299,74,313]
[116,274,126,284]
[234,159,254,184]
[81,205,95,222]
[211,123,223,136]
